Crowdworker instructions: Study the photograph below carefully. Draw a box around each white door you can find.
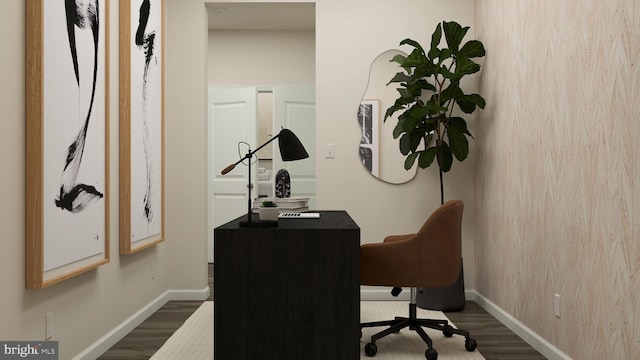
[208,87,257,262]
[272,87,316,209]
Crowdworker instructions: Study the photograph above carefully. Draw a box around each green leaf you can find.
[428,47,440,61]
[448,117,468,131]
[437,142,454,172]
[397,88,413,99]
[401,43,428,67]
[388,71,411,84]
[392,121,404,138]
[439,48,453,61]
[456,93,486,113]
[454,56,481,78]
[409,129,424,152]
[459,40,486,58]
[443,21,469,53]
[400,38,426,56]
[457,99,476,114]
[447,124,469,161]
[402,113,421,132]
[399,133,411,155]
[404,152,420,170]
[403,50,427,67]
[413,78,437,93]
[449,116,474,139]
[384,103,405,121]
[424,100,448,115]
[440,65,455,80]
[440,83,461,104]
[410,104,429,120]
[467,93,486,109]
[418,147,438,168]
[413,64,437,81]
[430,23,442,52]
[393,58,413,74]
[390,54,407,65]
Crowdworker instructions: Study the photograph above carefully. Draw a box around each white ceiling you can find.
[206,3,315,31]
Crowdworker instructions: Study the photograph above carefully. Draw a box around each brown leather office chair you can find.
[360,200,477,360]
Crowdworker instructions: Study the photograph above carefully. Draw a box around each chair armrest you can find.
[361,234,420,287]
[383,234,415,243]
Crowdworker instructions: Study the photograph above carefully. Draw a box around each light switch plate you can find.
[325,143,335,158]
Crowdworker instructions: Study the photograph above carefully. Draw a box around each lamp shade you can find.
[277,129,309,161]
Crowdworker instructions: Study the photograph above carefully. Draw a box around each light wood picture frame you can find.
[119,0,165,254]
[26,0,110,289]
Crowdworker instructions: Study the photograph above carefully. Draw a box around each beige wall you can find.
[475,0,640,358]
[208,30,315,86]
[0,1,209,359]
[165,0,210,293]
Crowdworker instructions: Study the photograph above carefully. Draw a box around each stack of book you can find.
[252,197,310,213]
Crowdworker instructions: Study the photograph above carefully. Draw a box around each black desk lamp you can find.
[220,128,309,227]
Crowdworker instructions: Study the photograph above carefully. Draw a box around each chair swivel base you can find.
[360,303,477,360]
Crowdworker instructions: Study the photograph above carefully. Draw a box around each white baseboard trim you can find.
[167,287,211,301]
[73,287,210,360]
[466,290,572,360]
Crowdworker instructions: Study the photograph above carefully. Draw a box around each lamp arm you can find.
[220,133,281,175]
[252,133,280,154]
[220,163,238,175]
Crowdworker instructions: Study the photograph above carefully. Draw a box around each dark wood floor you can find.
[99,263,545,359]
[97,264,213,360]
[445,302,546,360]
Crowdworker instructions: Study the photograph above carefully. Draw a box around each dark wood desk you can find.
[214,211,360,360]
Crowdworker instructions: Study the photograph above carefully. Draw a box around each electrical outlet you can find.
[554,293,561,318]
[45,312,53,340]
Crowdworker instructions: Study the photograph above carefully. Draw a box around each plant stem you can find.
[439,166,444,205]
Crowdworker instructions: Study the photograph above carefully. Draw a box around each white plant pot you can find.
[259,207,280,221]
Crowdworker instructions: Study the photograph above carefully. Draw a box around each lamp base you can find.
[239,220,278,228]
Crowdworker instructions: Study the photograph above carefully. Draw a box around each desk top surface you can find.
[216,210,359,230]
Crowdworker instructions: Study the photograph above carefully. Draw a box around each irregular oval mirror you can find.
[358,49,417,184]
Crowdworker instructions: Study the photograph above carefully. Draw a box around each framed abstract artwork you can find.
[358,99,380,177]
[119,0,165,254]
[25,0,110,289]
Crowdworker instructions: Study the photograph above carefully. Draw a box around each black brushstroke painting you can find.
[135,0,156,225]
[56,0,103,213]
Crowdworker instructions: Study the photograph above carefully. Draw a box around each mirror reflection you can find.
[358,49,417,184]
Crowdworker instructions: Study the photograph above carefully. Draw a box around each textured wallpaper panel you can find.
[474,0,640,358]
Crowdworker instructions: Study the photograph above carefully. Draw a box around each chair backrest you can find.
[416,200,464,288]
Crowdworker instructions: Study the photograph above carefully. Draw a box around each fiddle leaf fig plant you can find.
[385,21,486,204]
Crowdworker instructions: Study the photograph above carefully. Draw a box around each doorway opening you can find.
[205,2,316,262]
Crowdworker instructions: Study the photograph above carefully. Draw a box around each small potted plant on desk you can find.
[258,200,279,222]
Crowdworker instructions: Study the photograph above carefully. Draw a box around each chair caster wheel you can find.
[364,342,377,356]
[465,338,478,351]
[443,324,454,337]
[425,347,438,360]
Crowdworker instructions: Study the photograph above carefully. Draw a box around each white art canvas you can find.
[127,0,163,245]
[39,0,108,280]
